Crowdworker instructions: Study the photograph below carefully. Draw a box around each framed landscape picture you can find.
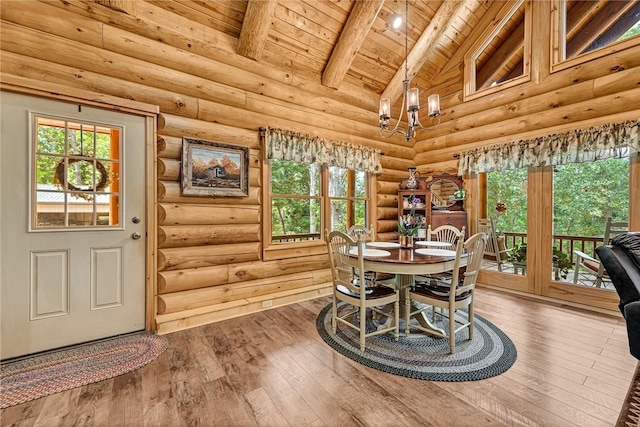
[181,137,249,197]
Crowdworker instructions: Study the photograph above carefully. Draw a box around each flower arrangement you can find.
[398,194,421,236]
[507,243,572,279]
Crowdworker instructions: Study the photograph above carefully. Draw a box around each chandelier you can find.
[379,0,440,142]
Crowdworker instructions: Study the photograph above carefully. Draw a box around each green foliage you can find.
[398,217,419,236]
[36,123,115,188]
[487,158,629,238]
[487,168,528,233]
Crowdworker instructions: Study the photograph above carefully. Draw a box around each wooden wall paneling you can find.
[417,49,640,150]
[0,73,158,116]
[157,271,320,314]
[376,193,398,208]
[158,181,260,206]
[158,116,260,149]
[158,224,260,248]
[100,25,380,127]
[262,243,327,262]
[377,180,400,195]
[47,0,379,115]
[416,64,640,153]
[0,51,198,118]
[157,135,182,159]
[158,265,230,295]
[155,284,332,334]
[158,204,260,226]
[0,22,248,110]
[0,1,105,48]
[418,108,640,167]
[415,87,640,159]
[158,243,261,271]
[376,207,398,222]
[228,254,330,284]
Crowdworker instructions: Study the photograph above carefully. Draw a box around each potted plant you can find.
[506,242,572,279]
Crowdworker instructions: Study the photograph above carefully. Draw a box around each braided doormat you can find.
[617,361,640,427]
[0,333,168,408]
[317,303,516,381]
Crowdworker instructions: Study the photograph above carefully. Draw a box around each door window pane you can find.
[33,116,121,229]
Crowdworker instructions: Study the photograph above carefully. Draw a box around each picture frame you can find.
[181,137,249,197]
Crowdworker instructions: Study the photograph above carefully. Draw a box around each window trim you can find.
[262,159,372,260]
[463,0,532,101]
[550,0,640,74]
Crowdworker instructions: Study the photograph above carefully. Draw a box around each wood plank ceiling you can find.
[148,0,638,121]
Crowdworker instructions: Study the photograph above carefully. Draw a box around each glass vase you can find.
[399,235,414,248]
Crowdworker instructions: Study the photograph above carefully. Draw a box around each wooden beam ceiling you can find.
[322,0,384,89]
[237,0,278,61]
[381,0,469,103]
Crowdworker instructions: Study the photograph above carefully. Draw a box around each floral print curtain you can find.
[458,120,639,175]
[265,127,382,174]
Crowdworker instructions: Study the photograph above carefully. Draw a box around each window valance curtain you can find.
[458,119,639,175]
[264,127,382,174]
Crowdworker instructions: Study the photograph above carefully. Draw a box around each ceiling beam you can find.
[94,0,135,15]
[322,0,384,89]
[381,0,469,103]
[237,0,278,61]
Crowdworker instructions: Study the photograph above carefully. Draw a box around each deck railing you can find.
[272,232,322,243]
[502,232,605,263]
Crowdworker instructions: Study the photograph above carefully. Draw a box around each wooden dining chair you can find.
[426,224,465,245]
[325,230,399,352]
[405,232,488,353]
[416,225,466,295]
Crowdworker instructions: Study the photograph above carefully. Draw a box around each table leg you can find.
[374,274,446,336]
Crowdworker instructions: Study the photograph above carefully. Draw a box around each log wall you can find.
[2,1,638,332]
[0,0,413,334]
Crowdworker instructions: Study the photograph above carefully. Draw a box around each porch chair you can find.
[405,232,488,353]
[573,217,629,288]
[477,218,510,272]
[325,230,399,352]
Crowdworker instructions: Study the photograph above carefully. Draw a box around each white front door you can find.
[1,92,147,359]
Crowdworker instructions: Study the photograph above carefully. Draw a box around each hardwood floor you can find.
[2,287,637,426]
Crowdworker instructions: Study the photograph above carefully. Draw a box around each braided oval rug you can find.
[0,333,168,408]
[317,303,516,381]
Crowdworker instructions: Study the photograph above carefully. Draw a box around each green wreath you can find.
[54,158,110,193]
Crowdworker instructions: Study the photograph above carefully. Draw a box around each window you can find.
[268,160,370,246]
[463,0,531,100]
[552,0,640,71]
[32,116,121,229]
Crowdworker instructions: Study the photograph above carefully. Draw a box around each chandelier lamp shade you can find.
[379,0,440,142]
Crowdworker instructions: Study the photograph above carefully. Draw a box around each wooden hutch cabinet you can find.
[398,173,467,234]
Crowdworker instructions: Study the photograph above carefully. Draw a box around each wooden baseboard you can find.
[155,283,332,335]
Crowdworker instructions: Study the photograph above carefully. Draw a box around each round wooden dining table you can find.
[348,245,468,336]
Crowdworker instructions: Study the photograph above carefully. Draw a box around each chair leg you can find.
[405,297,411,335]
[394,299,399,341]
[449,308,456,354]
[360,305,366,352]
[469,301,474,340]
[332,297,338,334]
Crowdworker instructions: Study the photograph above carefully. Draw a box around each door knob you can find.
[132,232,142,240]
